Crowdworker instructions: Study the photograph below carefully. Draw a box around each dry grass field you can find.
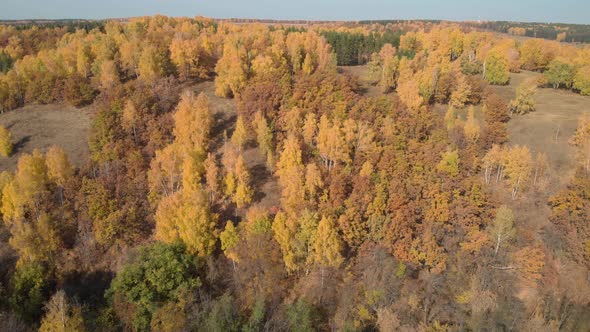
[0,103,92,171]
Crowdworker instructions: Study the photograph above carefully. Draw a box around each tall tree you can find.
[489,205,516,256]
[0,125,13,157]
[39,290,85,332]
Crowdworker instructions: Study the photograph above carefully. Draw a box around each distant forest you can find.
[462,21,590,43]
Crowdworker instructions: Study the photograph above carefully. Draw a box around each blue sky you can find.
[2,0,589,24]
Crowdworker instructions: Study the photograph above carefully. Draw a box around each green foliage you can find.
[321,30,401,65]
[545,60,575,89]
[242,297,266,332]
[509,82,536,115]
[460,56,482,75]
[395,262,407,278]
[437,150,460,177]
[107,242,201,331]
[10,263,50,324]
[485,52,510,85]
[0,51,13,74]
[204,293,241,332]
[574,65,590,96]
[287,299,316,332]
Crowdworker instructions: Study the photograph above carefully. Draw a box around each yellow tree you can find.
[121,100,138,141]
[169,37,201,80]
[275,135,305,215]
[204,153,220,202]
[9,212,61,267]
[154,186,217,257]
[397,78,424,111]
[233,154,252,209]
[215,37,248,97]
[2,149,49,222]
[231,116,249,152]
[463,106,481,144]
[76,43,92,78]
[174,91,212,155]
[0,125,13,157]
[304,163,323,205]
[570,114,590,171]
[98,60,119,90]
[302,53,314,75]
[317,115,348,171]
[220,221,240,269]
[484,51,509,85]
[39,290,85,332]
[489,205,516,256]
[138,45,167,83]
[148,144,184,200]
[504,145,533,199]
[513,246,545,285]
[302,112,317,146]
[444,106,457,131]
[45,146,73,188]
[437,150,460,177]
[450,74,472,108]
[253,112,273,167]
[310,216,344,286]
[509,80,537,115]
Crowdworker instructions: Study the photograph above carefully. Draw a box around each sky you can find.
[1,0,589,24]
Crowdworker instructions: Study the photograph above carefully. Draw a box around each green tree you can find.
[10,263,49,324]
[509,81,536,115]
[107,243,201,331]
[243,297,266,332]
[437,150,460,177]
[574,65,590,96]
[220,221,240,267]
[484,51,509,85]
[545,60,575,89]
[287,299,316,332]
[204,293,241,332]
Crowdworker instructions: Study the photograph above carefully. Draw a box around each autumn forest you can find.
[0,15,589,332]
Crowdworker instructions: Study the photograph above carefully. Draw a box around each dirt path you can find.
[191,81,280,214]
[0,103,92,171]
